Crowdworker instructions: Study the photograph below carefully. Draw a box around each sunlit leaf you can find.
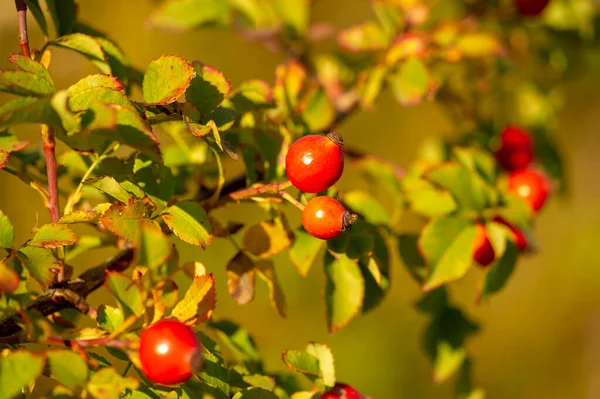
[17,246,59,286]
[162,201,213,248]
[106,271,145,318]
[97,305,125,332]
[256,260,287,318]
[243,218,293,259]
[101,196,156,242]
[186,62,231,119]
[87,367,139,399]
[338,21,389,52]
[47,350,88,390]
[0,210,15,249]
[172,274,216,325]
[143,55,195,105]
[29,223,77,248]
[148,0,232,31]
[0,351,45,399]
[388,57,435,105]
[134,220,172,270]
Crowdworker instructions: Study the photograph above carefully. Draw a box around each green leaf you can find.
[134,220,172,270]
[359,228,390,313]
[232,389,278,399]
[479,241,519,301]
[50,34,110,74]
[29,223,77,248]
[388,57,435,106]
[162,201,213,248]
[342,190,389,225]
[87,368,139,399]
[0,151,7,171]
[426,162,492,212]
[358,65,386,108]
[47,350,88,389]
[0,211,15,249]
[100,196,157,242]
[0,350,45,399]
[423,224,478,291]
[452,146,498,185]
[24,0,49,36]
[0,130,29,153]
[298,85,335,132]
[230,79,273,113]
[281,350,320,380]
[324,253,365,333]
[0,70,55,97]
[424,307,479,383]
[403,178,457,218]
[143,55,195,105]
[106,271,144,318]
[86,176,136,203]
[273,61,306,112]
[415,287,448,315]
[8,53,52,83]
[243,218,293,259]
[398,234,427,284]
[256,260,287,318]
[273,0,309,33]
[289,227,324,277]
[46,0,76,36]
[172,274,216,325]
[148,0,232,31]
[338,21,389,52]
[16,246,58,286]
[304,343,335,388]
[0,260,20,293]
[97,305,125,332]
[60,203,111,224]
[208,320,262,371]
[186,62,231,119]
[0,96,61,128]
[227,251,255,305]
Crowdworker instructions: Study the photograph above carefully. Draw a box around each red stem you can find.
[14,0,30,57]
[42,126,60,222]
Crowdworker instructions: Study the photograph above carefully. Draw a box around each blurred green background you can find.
[2,1,600,398]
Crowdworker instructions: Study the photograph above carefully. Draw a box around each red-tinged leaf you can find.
[338,21,389,53]
[0,70,55,97]
[227,251,255,305]
[17,246,60,287]
[0,130,30,153]
[100,196,157,242]
[106,271,145,318]
[273,61,306,111]
[0,151,8,171]
[7,53,53,84]
[0,260,19,293]
[186,61,231,119]
[142,55,196,105]
[29,223,77,248]
[162,201,213,249]
[256,260,287,318]
[385,33,427,65]
[171,273,216,325]
[67,74,124,96]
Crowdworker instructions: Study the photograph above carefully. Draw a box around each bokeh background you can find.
[2,1,600,398]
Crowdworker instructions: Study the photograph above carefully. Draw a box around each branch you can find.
[41,125,60,223]
[0,248,134,338]
[14,0,30,57]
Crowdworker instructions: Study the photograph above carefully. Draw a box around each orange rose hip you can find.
[302,196,356,240]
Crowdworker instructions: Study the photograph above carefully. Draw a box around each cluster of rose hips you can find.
[472,126,552,266]
[285,132,357,240]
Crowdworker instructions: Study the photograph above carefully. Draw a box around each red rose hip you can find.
[473,223,495,267]
[139,319,202,385]
[515,0,550,17]
[321,383,362,399]
[302,196,356,240]
[495,126,534,172]
[285,132,344,193]
[507,168,551,212]
[492,217,528,252]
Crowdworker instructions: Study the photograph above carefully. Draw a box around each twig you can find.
[0,248,134,338]
[14,0,30,57]
[41,125,60,223]
[213,180,293,208]
[280,190,305,210]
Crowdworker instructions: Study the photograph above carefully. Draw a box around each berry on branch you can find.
[493,217,529,252]
[321,383,362,399]
[139,319,203,386]
[515,0,551,17]
[302,196,357,240]
[495,126,534,172]
[507,168,552,212]
[473,223,495,267]
[285,132,345,193]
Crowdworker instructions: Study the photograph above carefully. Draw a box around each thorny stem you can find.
[14,0,30,57]
[41,125,60,223]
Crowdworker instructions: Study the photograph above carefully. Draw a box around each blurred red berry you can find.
[515,0,551,17]
[493,217,528,252]
[473,223,495,267]
[321,383,361,399]
[507,169,552,212]
[495,126,534,172]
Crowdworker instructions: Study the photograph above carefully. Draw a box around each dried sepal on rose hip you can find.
[138,319,203,386]
[507,168,552,212]
[285,132,345,193]
[302,196,358,240]
[473,222,495,267]
[321,382,363,399]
